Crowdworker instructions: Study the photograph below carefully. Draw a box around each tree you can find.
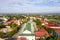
[46,36,54,40]
[23,18,30,23]
[7,30,16,37]
[33,19,42,29]
[14,15,25,20]
[48,20,58,24]
[0,32,5,38]
[0,24,6,29]
[42,25,54,34]
[7,23,17,29]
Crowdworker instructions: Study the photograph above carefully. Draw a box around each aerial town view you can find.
[0,14,60,40]
[0,0,60,40]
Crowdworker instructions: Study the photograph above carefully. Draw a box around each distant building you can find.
[3,18,23,25]
[0,26,12,33]
[41,20,48,25]
[0,28,12,33]
[0,16,8,21]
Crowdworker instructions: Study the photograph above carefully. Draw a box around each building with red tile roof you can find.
[34,28,49,40]
[3,18,23,25]
[55,29,60,34]
[53,29,60,37]
[41,20,48,25]
[34,28,49,37]
[45,24,60,29]
[41,19,60,29]
[17,37,26,40]
[3,20,14,25]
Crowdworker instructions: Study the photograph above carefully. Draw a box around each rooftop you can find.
[34,28,49,37]
[55,29,60,34]
[45,24,60,29]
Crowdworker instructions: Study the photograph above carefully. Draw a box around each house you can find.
[41,20,48,25]
[0,26,12,33]
[3,19,15,25]
[0,16,8,21]
[34,28,49,40]
[0,27,12,33]
[53,29,60,38]
[17,23,35,40]
[3,18,23,25]
[17,37,26,40]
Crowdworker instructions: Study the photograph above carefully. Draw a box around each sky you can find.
[0,0,60,13]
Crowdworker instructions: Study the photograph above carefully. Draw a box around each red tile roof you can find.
[3,19,22,25]
[45,24,60,28]
[3,20,14,25]
[46,24,58,27]
[17,37,26,40]
[41,20,48,25]
[34,28,49,37]
[55,29,60,34]
[41,20,45,23]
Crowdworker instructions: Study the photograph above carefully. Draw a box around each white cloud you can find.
[0,0,60,13]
